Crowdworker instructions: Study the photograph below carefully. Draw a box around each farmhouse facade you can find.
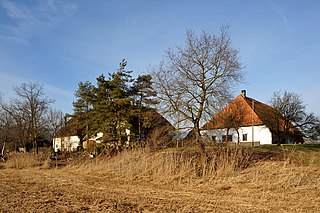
[53,107,174,152]
[201,90,303,145]
[53,118,81,152]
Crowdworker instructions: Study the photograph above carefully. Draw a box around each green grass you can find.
[258,143,320,152]
[153,143,320,166]
[256,143,320,166]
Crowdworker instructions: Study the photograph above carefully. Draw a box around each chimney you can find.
[241,90,246,98]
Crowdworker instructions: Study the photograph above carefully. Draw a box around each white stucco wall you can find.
[200,125,272,145]
[53,136,80,152]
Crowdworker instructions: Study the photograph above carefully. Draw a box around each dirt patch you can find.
[1,162,319,212]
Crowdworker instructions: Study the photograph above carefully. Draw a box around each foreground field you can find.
[1,147,320,212]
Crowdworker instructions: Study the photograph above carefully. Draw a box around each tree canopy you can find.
[72,59,160,148]
[269,90,319,143]
[152,26,244,151]
[0,82,62,153]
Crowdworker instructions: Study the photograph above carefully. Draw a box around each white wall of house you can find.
[200,125,272,145]
[53,136,80,152]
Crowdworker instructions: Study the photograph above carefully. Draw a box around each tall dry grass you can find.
[66,147,255,183]
[64,146,320,195]
[4,151,50,169]
[2,146,319,212]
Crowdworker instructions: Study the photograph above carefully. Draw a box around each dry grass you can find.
[4,151,51,169]
[0,146,319,212]
[66,147,254,183]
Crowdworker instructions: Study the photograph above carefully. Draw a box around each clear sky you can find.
[1,0,319,115]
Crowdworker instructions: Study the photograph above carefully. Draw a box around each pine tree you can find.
[108,59,134,144]
[73,81,94,142]
[92,59,134,146]
[91,74,111,136]
[132,74,158,141]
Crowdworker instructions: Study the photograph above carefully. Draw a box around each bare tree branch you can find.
[152,26,244,152]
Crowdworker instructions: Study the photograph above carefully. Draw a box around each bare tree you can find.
[309,124,320,140]
[2,101,30,151]
[218,98,248,144]
[1,83,65,152]
[11,82,53,154]
[269,90,318,144]
[152,26,244,154]
[0,108,15,149]
[46,107,64,143]
[0,95,15,156]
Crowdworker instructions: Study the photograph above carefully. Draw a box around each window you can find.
[211,136,216,142]
[222,135,232,142]
[242,134,248,141]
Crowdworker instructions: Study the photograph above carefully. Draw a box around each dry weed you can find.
[1,146,320,212]
[4,151,50,169]
[66,147,254,184]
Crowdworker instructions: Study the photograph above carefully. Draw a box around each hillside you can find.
[0,146,320,212]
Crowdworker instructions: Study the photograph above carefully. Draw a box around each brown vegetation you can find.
[0,147,320,212]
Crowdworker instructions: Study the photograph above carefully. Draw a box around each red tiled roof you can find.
[202,94,297,132]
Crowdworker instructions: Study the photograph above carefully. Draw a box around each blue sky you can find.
[0,0,320,115]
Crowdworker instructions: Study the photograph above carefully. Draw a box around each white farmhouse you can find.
[53,136,80,152]
[201,90,303,145]
[53,118,81,152]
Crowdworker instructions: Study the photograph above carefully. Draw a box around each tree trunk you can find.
[138,105,141,143]
[194,123,205,154]
[1,142,5,156]
[236,129,240,145]
[85,102,89,150]
[226,128,230,142]
[194,124,207,177]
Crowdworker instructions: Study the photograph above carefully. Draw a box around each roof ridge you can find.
[243,95,275,111]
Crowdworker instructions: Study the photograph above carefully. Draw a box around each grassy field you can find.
[0,145,320,212]
[258,143,320,153]
[256,143,320,165]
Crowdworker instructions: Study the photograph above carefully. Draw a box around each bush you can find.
[146,126,175,150]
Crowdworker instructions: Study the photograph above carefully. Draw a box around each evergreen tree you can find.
[73,81,94,141]
[132,74,158,141]
[107,59,134,144]
[91,74,111,135]
[132,74,158,106]
[72,60,161,149]
[92,59,134,146]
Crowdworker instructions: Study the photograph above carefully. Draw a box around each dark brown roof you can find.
[54,118,81,138]
[141,107,174,129]
[54,108,173,139]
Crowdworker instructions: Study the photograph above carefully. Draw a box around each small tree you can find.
[218,98,247,144]
[268,90,319,144]
[309,124,320,140]
[46,107,64,143]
